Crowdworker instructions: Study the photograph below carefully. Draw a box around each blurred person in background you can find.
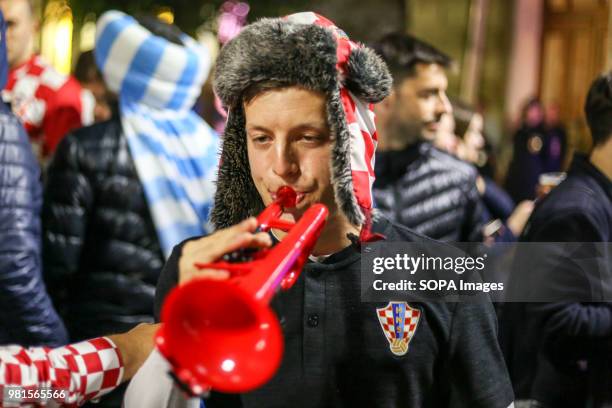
[0,9,67,348]
[452,100,488,170]
[42,12,218,405]
[0,0,91,162]
[195,0,250,135]
[450,100,534,240]
[542,102,567,173]
[500,72,612,408]
[74,50,114,123]
[504,97,547,202]
[432,111,459,154]
[372,32,486,242]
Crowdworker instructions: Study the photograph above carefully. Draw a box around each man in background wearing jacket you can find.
[0,10,67,347]
[500,72,612,408]
[372,33,485,242]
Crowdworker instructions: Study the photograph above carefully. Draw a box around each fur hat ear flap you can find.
[344,47,393,103]
[210,105,265,229]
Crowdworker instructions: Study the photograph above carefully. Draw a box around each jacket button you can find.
[307,313,319,327]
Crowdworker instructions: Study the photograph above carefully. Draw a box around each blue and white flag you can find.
[95,10,218,257]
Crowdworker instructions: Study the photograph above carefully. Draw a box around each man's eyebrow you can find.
[245,124,271,133]
[246,122,328,133]
[292,123,328,132]
[417,87,440,94]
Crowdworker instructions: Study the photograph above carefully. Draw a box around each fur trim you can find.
[214,19,337,109]
[210,106,264,229]
[345,47,393,103]
[327,86,365,226]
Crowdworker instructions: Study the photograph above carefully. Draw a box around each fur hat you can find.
[211,12,392,238]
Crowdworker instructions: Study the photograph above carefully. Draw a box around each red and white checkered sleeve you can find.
[0,337,124,407]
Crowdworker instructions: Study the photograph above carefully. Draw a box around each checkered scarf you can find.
[0,337,123,407]
[95,11,219,257]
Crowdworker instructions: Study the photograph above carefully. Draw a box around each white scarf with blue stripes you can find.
[95,11,218,257]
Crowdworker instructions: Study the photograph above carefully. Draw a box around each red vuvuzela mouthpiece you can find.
[275,186,297,208]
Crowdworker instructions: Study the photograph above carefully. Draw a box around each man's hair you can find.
[74,50,100,83]
[135,15,183,46]
[450,98,475,139]
[372,32,452,84]
[584,71,612,147]
[242,80,293,105]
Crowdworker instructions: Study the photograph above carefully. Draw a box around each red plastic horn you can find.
[156,187,328,395]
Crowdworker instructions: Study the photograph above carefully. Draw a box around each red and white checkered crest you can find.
[376,302,421,356]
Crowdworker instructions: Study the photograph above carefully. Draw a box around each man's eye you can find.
[252,135,271,144]
[300,135,322,143]
[418,90,438,99]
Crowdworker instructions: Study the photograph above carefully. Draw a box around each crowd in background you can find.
[0,0,610,407]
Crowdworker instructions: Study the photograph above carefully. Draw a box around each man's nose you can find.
[436,93,451,115]
[271,142,299,179]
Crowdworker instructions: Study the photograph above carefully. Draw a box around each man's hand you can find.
[108,323,161,381]
[507,200,535,237]
[178,217,273,284]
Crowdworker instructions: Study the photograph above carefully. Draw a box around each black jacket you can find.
[500,154,612,407]
[155,217,514,408]
[42,117,164,341]
[373,143,484,242]
[0,102,68,346]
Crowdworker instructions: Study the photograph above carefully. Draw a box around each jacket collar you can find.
[374,142,430,185]
[570,153,612,203]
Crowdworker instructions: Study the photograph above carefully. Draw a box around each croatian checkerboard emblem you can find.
[376,302,421,356]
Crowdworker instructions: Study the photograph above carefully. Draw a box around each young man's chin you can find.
[421,128,438,142]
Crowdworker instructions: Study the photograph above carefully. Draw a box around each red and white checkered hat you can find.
[212,12,392,241]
